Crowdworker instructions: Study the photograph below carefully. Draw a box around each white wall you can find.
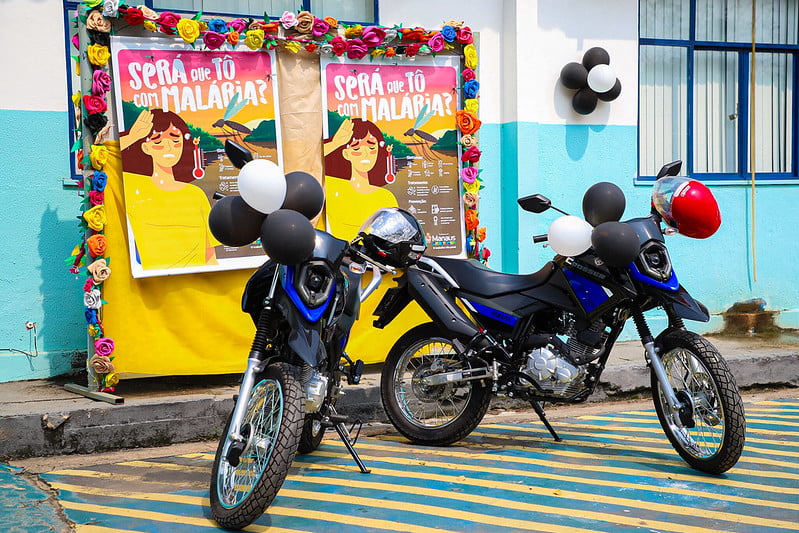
[0,0,68,112]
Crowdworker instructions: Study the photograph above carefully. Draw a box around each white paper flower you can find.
[103,0,119,17]
[84,289,103,310]
[319,42,334,55]
[383,29,398,43]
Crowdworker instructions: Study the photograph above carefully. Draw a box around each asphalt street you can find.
[7,389,799,532]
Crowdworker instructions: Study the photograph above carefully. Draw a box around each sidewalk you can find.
[1,333,797,461]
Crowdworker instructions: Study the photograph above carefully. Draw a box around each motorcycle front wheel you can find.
[380,323,491,446]
[210,363,303,530]
[651,330,746,474]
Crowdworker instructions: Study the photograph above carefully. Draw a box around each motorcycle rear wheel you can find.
[210,363,303,530]
[298,414,325,454]
[381,323,491,445]
[651,330,745,474]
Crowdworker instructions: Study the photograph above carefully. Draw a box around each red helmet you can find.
[652,177,721,239]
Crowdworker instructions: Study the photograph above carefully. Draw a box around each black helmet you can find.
[358,208,427,268]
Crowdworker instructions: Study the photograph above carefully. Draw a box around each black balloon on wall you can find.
[572,87,598,115]
[597,78,622,102]
[208,195,266,247]
[282,171,325,220]
[559,62,588,90]
[260,209,316,264]
[559,47,621,114]
[582,47,611,70]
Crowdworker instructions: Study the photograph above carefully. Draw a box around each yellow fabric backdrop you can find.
[102,50,428,376]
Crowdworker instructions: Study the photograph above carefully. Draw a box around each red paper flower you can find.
[123,7,144,26]
[331,36,347,56]
[461,146,482,163]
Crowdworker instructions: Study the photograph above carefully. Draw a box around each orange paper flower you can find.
[465,209,479,230]
[87,234,107,257]
[456,110,481,135]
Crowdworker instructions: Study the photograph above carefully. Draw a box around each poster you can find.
[321,56,465,256]
[110,36,282,277]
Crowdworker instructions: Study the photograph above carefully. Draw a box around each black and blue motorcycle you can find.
[208,143,427,529]
[376,161,745,475]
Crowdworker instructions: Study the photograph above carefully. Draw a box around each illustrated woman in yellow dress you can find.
[323,118,398,240]
[120,109,220,271]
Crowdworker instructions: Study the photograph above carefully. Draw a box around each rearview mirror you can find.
[518,194,552,213]
[656,160,682,180]
[224,140,253,169]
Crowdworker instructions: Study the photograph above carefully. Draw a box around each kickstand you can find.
[531,400,562,442]
[334,421,370,473]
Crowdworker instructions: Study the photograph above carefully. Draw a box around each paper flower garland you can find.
[68,4,492,387]
[559,47,622,115]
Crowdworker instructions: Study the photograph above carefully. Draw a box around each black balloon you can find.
[282,171,325,220]
[591,222,640,268]
[582,182,626,226]
[572,88,598,115]
[559,62,588,90]
[598,78,622,102]
[582,47,610,70]
[260,209,316,264]
[208,195,266,247]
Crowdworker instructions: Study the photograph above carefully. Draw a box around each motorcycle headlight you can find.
[637,242,673,282]
[294,260,335,308]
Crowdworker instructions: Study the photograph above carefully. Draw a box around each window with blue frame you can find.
[151,0,377,23]
[639,0,799,182]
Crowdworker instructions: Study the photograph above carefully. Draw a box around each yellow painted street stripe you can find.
[754,401,799,407]
[578,415,799,437]
[290,464,798,531]
[76,526,136,533]
[49,468,208,489]
[484,423,799,458]
[117,460,210,473]
[463,431,799,480]
[51,482,445,533]
[303,449,799,515]
[597,413,799,428]
[316,440,799,496]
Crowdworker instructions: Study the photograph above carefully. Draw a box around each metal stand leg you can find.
[531,401,561,441]
[334,423,370,473]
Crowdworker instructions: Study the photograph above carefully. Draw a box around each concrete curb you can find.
[1,339,797,461]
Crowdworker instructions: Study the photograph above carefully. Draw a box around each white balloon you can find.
[547,215,593,257]
[587,64,616,94]
[237,159,287,214]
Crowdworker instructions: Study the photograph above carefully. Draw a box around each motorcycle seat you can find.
[429,257,555,297]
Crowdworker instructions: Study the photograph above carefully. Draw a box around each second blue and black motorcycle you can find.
[375,161,745,475]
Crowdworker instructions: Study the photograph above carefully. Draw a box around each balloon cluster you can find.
[208,141,325,264]
[547,182,640,268]
[559,47,622,115]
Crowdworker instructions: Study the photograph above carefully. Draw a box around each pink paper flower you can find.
[157,11,180,35]
[456,26,474,44]
[428,32,445,53]
[203,31,226,50]
[228,18,247,33]
[361,26,387,47]
[94,337,115,357]
[311,17,330,37]
[92,70,112,95]
[279,11,297,29]
[346,38,368,59]
[331,36,347,56]
[461,166,478,184]
[461,68,476,82]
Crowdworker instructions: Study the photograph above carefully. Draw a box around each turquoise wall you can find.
[483,120,799,335]
[0,109,85,382]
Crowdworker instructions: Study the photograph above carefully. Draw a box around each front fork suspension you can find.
[228,269,280,445]
[632,309,693,427]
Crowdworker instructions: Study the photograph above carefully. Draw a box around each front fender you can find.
[277,298,322,366]
[658,285,710,322]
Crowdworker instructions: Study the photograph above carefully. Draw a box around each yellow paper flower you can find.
[345,24,364,38]
[464,179,481,194]
[143,20,157,32]
[89,144,109,169]
[371,48,386,58]
[87,44,110,67]
[244,29,265,50]
[198,21,208,31]
[284,40,301,53]
[103,372,120,387]
[464,44,478,69]
[465,98,479,113]
[83,205,107,231]
[177,18,201,43]
[88,324,101,338]
[71,91,82,108]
